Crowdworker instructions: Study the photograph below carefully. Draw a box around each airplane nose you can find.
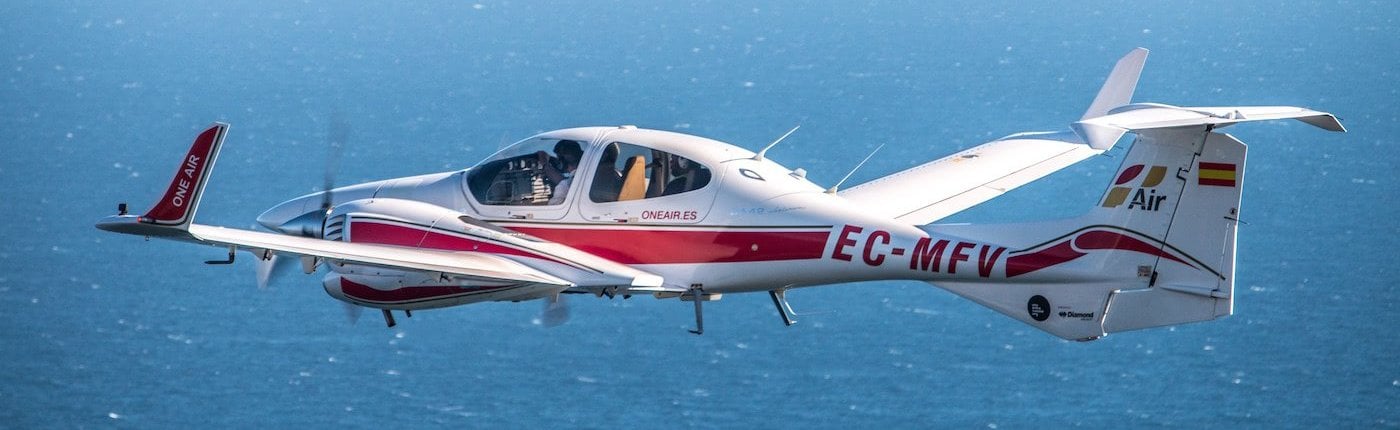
[256,194,320,230]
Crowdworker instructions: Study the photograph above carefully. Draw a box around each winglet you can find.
[140,123,229,228]
[1081,48,1148,120]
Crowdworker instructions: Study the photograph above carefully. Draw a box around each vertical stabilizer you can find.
[1097,130,1245,333]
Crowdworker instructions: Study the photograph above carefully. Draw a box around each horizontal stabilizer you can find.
[1072,103,1345,149]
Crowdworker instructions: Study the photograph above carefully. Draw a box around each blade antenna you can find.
[752,125,800,161]
[826,143,884,194]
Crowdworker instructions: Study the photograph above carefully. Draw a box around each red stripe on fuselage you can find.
[1005,240,1082,278]
[1074,230,1192,267]
[350,221,552,262]
[346,219,830,265]
[509,226,829,265]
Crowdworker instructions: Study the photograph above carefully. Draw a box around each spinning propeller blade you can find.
[342,302,364,325]
[537,294,570,328]
[321,112,348,212]
[254,253,299,290]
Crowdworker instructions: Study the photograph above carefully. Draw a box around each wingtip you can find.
[1302,113,1347,133]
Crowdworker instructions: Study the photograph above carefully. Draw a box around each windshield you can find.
[467,138,586,206]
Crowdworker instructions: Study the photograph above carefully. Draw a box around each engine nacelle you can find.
[322,273,559,311]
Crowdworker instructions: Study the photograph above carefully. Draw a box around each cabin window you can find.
[467,139,586,206]
[589,142,711,203]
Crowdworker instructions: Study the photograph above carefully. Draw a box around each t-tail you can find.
[926,62,1344,341]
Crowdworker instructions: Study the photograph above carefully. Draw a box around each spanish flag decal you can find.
[1198,162,1237,187]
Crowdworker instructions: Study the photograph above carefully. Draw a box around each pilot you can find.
[538,140,583,205]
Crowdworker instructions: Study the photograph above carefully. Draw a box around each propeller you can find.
[342,302,364,325]
[260,114,350,289]
[536,293,570,327]
[321,112,348,216]
[254,253,299,290]
[276,113,349,239]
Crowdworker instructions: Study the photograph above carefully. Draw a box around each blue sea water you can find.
[2,1,1396,428]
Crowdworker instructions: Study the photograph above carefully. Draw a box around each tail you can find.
[930,108,1342,340]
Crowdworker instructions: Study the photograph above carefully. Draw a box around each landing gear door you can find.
[577,140,721,224]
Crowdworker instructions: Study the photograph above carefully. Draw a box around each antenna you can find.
[753,125,800,161]
[826,143,884,194]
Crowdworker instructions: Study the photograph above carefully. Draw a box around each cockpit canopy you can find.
[587,141,711,203]
[466,137,581,206]
[466,133,712,208]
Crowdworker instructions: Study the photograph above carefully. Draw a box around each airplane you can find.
[96,48,1345,340]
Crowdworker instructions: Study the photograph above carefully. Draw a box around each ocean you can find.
[1,1,1396,428]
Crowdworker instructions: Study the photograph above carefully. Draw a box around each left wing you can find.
[96,123,664,291]
[98,215,572,286]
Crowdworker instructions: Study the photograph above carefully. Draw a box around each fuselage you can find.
[254,126,1052,309]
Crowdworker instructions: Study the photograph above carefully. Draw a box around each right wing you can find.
[839,130,1104,224]
[839,48,1151,225]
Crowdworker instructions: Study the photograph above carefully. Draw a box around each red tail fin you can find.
[141,123,228,227]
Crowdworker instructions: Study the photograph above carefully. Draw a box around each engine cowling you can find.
[322,273,558,311]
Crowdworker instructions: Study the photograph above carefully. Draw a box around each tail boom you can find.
[911,120,1338,340]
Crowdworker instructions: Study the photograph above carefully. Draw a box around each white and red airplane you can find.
[97,48,1344,340]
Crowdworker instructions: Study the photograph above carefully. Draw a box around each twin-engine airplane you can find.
[98,48,1344,340]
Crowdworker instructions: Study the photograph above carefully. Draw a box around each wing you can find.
[839,130,1103,224]
[95,122,673,294]
[98,216,572,286]
[839,48,1155,225]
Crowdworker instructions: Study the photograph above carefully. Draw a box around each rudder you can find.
[1096,128,1244,333]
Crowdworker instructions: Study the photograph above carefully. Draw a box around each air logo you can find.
[1102,164,1168,211]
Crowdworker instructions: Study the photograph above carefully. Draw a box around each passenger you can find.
[537,140,583,205]
[664,156,710,196]
[590,143,623,203]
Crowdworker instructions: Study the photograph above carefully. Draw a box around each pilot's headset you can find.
[553,140,583,170]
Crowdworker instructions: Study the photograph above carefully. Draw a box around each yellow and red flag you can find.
[1198,162,1237,187]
